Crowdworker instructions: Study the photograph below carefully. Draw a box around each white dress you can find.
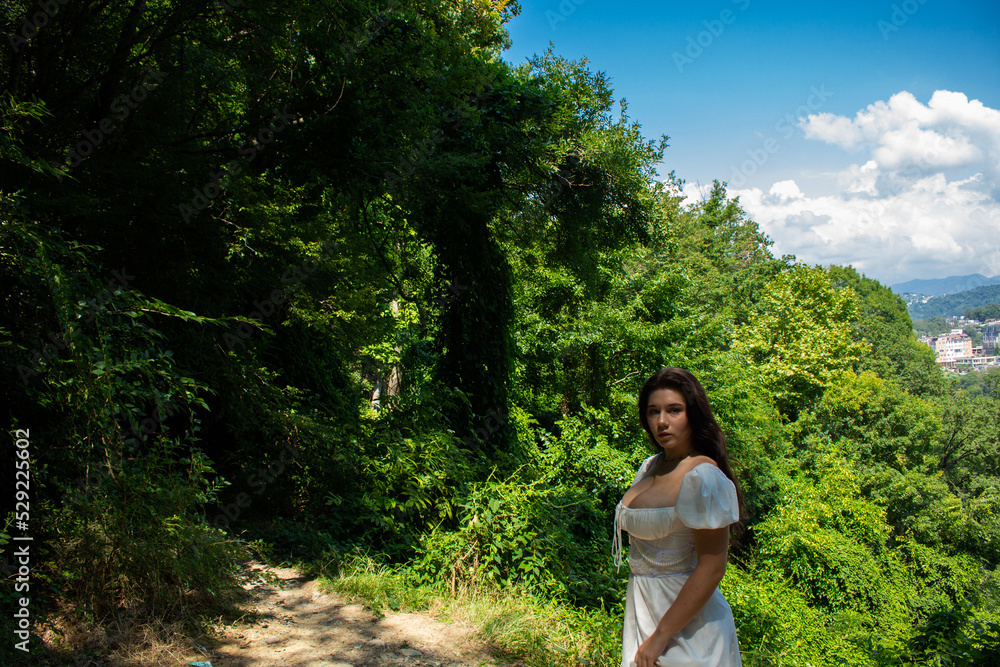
[613,457,742,667]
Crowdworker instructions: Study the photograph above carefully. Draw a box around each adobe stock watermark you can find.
[546,0,587,31]
[726,85,833,189]
[673,0,751,73]
[433,280,468,310]
[213,0,395,72]
[11,429,32,653]
[223,261,468,355]
[214,0,395,64]
[6,0,71,53]
[51,68,168,180]
[878,0,929,40]
[539,151,584,208]
[334,1,396,63]
[178,107,297,222]
[982,250,1000,280]
[212,0,244,13]
[507,151,589,240]
[220,238,343,352]
[220,290,286,352]
[17,267,136,385]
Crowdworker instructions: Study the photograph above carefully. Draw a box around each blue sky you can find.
[501,0,1000,287]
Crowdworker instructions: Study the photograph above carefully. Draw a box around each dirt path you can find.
[178,566,506,667]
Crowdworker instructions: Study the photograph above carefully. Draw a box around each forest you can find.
[907,285,1000,320]
[965,304,1000,322]
[2,1,999,665]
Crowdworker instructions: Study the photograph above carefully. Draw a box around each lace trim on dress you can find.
[628,539,697,576]
[613,503,698,575]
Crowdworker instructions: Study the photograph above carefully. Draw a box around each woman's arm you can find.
[632,526,730,667]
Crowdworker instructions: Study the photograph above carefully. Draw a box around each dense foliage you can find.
[2,1,999,665]
[913,316,955,338]
[965,303,1000,321]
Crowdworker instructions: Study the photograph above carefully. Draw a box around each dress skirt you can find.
[621,573,742,667]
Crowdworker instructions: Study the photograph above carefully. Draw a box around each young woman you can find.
[613,367,744,667]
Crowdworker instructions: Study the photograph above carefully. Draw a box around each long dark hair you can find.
[638,367,745,531]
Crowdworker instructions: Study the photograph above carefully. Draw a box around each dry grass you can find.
[34,565,271,666]
[319,560,620,667]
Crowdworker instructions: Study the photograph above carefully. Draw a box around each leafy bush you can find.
[49,439,249,620]
[536,405,643,508]
[723,564,870,666]
[808,371,940,467]
[754,452,913,655]
[859,465,973,553]
[408,469,620,606]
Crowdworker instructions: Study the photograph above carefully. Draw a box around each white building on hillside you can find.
[934,332,973,362]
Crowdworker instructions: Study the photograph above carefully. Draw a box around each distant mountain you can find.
[907,284,1000,320]
[892,273,1000,297]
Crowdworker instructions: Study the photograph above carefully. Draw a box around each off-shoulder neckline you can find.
[620,461,720,510]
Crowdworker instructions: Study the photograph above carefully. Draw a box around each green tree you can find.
[829,265,947,397]
[734,265,866,418]
[805,370,940,468]
[754,451,914,656]
[934,392,1000,492]
[964,303,1000,321]
[913,315,953,337]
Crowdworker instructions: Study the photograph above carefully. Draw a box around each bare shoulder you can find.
[679,455,718,473]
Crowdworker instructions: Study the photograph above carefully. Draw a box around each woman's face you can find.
[645,388,694,457]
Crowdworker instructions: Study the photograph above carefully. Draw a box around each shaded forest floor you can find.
[42,565,516,667]
[167,565,507,667]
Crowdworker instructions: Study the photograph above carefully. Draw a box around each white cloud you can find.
[699,90,1000,286]
[729,174,999,285]
[801,89,1000,193]
[800,112,863,150]
[768,180,803,201]
[839,160,879,196]
[872,125,981,172]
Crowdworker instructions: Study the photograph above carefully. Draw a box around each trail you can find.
[177,565,507,667]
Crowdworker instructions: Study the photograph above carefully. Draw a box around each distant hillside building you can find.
[934,332,973,362]
[984,323,1000,354]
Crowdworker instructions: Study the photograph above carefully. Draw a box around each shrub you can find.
[408,469,620,607]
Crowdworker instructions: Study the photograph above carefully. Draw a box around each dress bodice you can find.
[613,459,739,576]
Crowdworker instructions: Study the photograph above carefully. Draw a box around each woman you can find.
[613,367,744,667]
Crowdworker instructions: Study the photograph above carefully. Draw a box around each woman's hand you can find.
[633,628,672,667]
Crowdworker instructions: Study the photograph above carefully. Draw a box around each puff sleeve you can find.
[675,464,739,529]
